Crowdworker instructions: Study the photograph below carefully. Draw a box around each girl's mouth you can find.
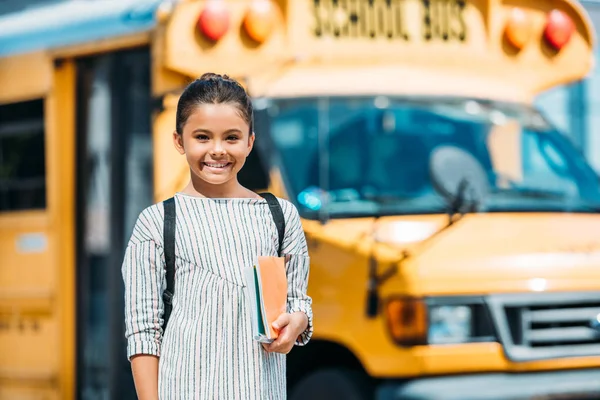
[203,162,232,172]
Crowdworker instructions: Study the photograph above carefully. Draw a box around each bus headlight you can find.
[385,298,428,346]
[385,298,497,346]
[428,305,472,344]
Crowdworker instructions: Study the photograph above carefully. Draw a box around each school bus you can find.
[1,0,600,398]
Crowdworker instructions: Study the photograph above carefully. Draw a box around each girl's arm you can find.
[284,252,313,346]
[122,207,166,398]
[280,201,314,343]
[131,355,160,400]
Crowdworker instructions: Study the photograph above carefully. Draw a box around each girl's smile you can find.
[202,160,233,174]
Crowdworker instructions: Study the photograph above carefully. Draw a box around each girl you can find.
[122,73,313,399]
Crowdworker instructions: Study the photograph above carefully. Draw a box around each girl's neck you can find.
[181,176,258,199]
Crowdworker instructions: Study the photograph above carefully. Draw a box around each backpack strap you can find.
[162,197,176,332]
[259,192,285,256]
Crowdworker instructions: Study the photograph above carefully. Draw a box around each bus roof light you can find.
[504,8,532,50]
[243,0,277,44]
[544,9,575,51]
[196,0,230,42]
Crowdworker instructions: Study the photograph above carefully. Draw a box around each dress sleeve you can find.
[280,200,314,346]
[122,208,166,360]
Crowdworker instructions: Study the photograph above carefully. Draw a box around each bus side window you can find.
[0,99,46,212]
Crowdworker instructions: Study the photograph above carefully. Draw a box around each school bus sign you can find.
[313,0,467,43]
[289,0,485,56]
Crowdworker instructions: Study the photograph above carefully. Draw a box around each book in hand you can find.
[243,256,287,344]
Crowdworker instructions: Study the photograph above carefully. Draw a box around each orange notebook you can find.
[243,256,287,343]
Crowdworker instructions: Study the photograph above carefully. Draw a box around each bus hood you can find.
[359,213,600,293]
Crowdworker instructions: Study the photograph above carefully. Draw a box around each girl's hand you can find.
[262,311,309,354]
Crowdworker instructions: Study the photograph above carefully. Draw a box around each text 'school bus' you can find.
[1,0,599,399]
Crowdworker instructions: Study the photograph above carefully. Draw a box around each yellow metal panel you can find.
[0,52,53,104]
[415,343,600,375]
[249,63,534,102]
[0,213,55,291]
[0,288,54,316]
[151,23,192,97]
[0,369,59,400]
[0,57,77,399]
[49,32,151,59]
[0,205,58,388]
[46,59,76,400]
[153,100,189,202]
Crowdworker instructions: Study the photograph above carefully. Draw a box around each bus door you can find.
[74,47,153,400]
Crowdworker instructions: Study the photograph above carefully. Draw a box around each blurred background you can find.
[1,0,600,399]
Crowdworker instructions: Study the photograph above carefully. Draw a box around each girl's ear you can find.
[173,131,185,155]
[247,132,256,156]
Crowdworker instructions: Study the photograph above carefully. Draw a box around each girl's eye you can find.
[227,136,240,141]
[196,135,209,141]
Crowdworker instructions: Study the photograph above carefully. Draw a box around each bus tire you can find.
[289,368,373,400]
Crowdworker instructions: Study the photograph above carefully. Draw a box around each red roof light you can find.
[544,9,575,51]
[197,0,230,42]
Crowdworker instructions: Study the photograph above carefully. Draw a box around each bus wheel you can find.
[289,368,373,400]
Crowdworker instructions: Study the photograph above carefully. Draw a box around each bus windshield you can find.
[255,96,600,219]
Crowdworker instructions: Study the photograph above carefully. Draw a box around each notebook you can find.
[243,256,287,344]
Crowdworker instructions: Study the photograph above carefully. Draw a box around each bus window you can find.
[257,96,600,219]
[0,99,46,212]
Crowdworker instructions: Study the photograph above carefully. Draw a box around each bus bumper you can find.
[376,368,600,400]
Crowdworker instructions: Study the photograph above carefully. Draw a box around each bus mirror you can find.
[429,146,489,213]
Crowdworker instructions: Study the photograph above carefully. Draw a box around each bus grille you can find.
[487,292,600,362]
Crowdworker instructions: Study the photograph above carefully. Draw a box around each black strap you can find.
[162,197,176,332]
[259,192,285,256]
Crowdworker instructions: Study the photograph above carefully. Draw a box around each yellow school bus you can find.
[1,0,600,398]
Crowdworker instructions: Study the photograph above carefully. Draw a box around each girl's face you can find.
[174,103,254,186]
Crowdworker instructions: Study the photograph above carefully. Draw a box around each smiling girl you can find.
[121,73,313,399]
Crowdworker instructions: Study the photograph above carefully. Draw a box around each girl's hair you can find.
[175,73,253,135]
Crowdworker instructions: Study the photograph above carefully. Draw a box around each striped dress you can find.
[122,193,313,399]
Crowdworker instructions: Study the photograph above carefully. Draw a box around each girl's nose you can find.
[210,143,226,156]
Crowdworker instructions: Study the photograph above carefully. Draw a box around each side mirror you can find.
[429,145,489,212]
